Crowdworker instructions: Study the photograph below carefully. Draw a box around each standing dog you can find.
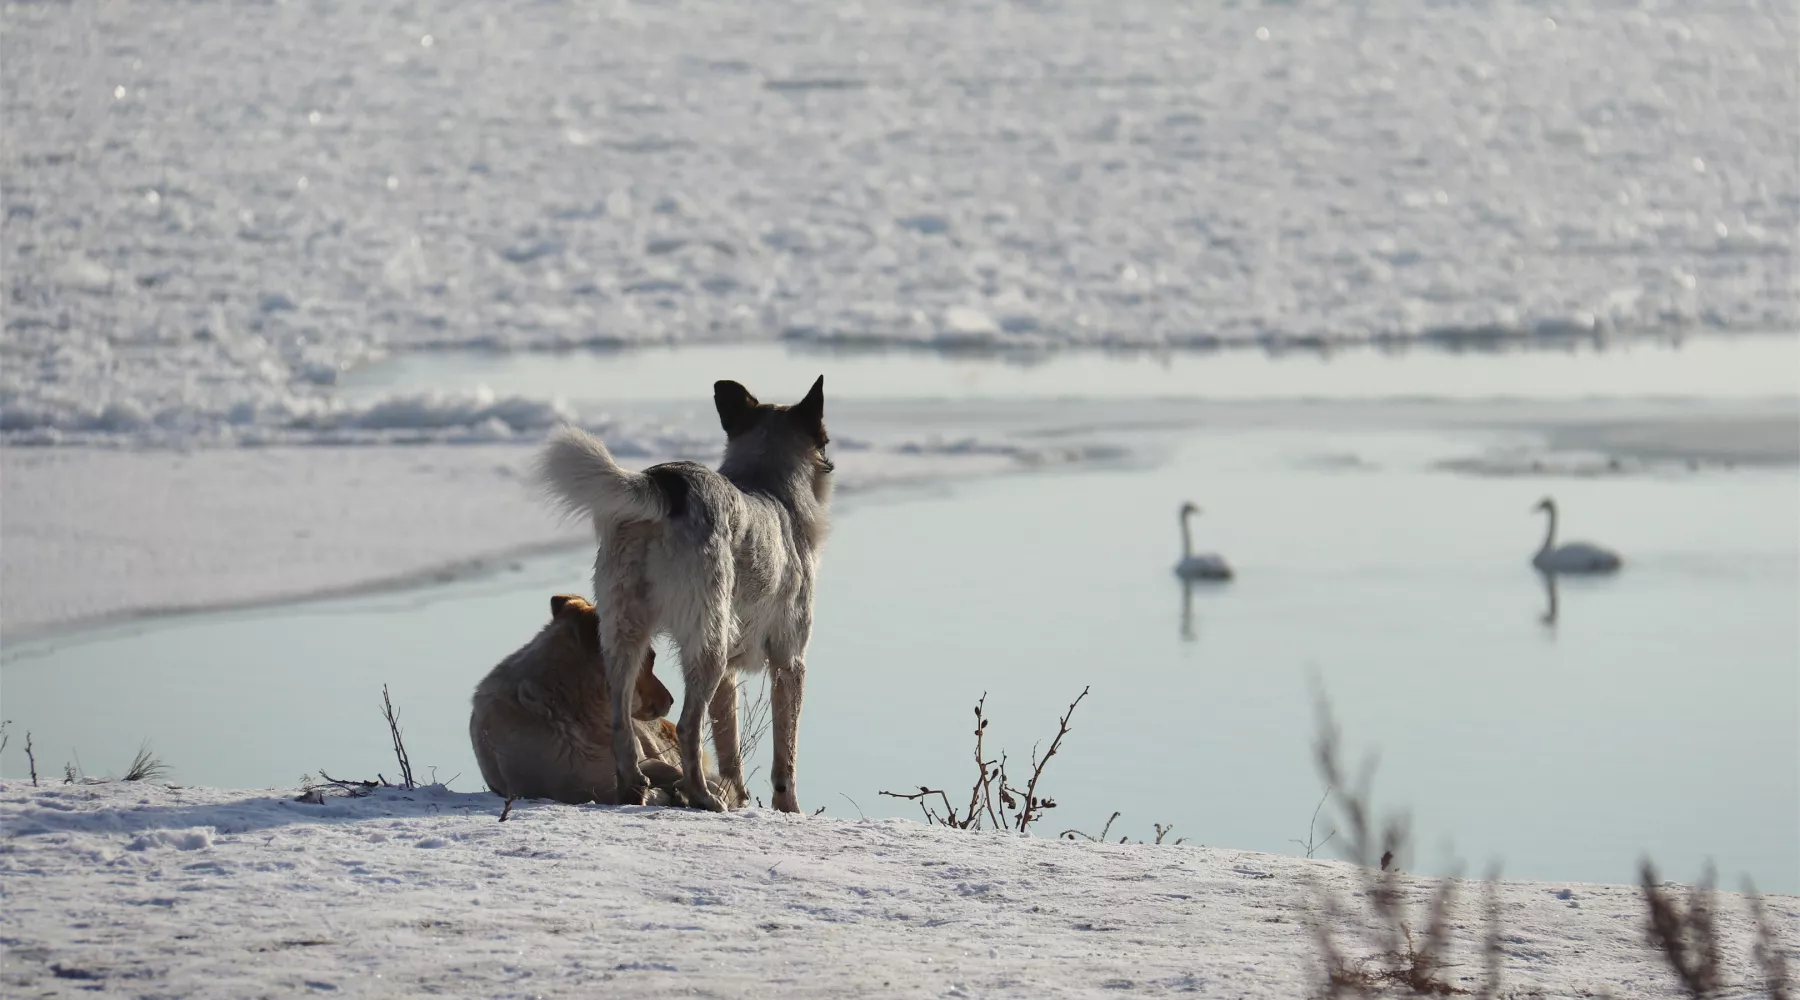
[535,377,832,813]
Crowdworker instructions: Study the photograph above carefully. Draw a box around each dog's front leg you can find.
[769,657,805,814]
[707,670,750,808]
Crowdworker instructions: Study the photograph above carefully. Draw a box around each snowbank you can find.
[0,781,1784,998]
[4,0,1794,446]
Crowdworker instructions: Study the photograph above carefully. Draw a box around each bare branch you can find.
[1746,879,1793,1000]
[881,688,1088,836]
[1640,861,1722,999]
[1291,786,1339,858]
[381,685,416,791]
[1061,811,1123,843]
[1013,686,1088,834]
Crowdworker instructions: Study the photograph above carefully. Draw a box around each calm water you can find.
[342,335,1800,405]
[5,420,1794,892]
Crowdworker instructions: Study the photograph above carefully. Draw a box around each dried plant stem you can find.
[122,741,169,782]
[880,687,1088,836]
[1745,881,1793,1000]
[1640,861,1722,998]
[1291,786,1339,858]
[1305,689,1501,998]
[381,685,416,791]
[1015,686,1087,832]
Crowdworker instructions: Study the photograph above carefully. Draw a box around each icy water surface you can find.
[5,423,1794,892]
[343,335,1800,405]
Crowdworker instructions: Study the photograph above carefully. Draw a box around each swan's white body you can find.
[1174,503,1233,581]
[1531,497,1622,574]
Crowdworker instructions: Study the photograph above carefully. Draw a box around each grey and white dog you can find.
[534,377,832,813]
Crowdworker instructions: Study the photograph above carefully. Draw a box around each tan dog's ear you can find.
[550,594,596,617]
[632,649,675,721]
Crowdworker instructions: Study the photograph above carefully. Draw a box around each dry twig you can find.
[1305,691,1502,998]
[736,673,773,774]
[880,687,1089,836]
[1292,786,1339,859]
[1640,861,1723,998]
[1745,881,1793,1000]
[1060,811,1187,846]
[295,771,384,802]
[381,685,416,791]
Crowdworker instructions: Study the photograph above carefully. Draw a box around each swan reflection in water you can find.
[1537,570,1560,628]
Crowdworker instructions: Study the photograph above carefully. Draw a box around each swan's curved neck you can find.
[1179,508,1194,559]
[1537,503,1558,554]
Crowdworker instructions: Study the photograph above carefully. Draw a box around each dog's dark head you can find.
[714,376,833,491]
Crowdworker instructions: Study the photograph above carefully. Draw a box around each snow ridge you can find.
[3,781,1786,998]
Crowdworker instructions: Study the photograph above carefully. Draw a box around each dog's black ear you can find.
[790,375,825,435]
[550,594,574,617]
[714,380,761,436]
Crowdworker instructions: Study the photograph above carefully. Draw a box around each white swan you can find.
[1531,496,1622,574]
[1174,502,1233,581]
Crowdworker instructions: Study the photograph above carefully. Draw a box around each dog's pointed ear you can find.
[550,594,574,617]
[791,374,825,426]
[714,380,760,435]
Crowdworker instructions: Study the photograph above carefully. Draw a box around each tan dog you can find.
[470,594,688,805]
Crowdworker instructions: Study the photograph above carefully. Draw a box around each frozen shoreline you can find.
[4,396,1791,638]
[0,437,1123,637]
[1,781,1789,998]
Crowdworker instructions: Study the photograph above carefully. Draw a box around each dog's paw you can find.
[716,778,750,810]
[681,778,726,813]
[616,769,653,806]
[771,789,801,814]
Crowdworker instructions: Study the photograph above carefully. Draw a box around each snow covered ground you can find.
[3,0,1795,446]
[2,780,1791,998]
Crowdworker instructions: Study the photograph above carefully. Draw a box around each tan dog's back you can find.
[470,595,682,804]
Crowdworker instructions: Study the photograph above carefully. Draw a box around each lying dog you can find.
[470,594,689,805]
[535,377,832,813]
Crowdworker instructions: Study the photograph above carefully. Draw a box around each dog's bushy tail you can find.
[535,426,667,527]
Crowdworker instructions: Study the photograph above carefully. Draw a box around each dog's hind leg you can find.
[598,630,654,804]
[672,642,728,812]
[595,531,662,804]
[707,670,750,808]
[767,653,806,814]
